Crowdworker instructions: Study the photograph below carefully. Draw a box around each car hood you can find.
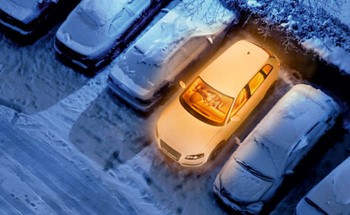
[0,0,41,24]
[215,158,273,203]
[56,0,132,57]
[306,159,350,214]
[157,98,222,156]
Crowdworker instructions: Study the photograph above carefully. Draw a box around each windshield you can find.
[180,77,233,126]
[235,157,274,182]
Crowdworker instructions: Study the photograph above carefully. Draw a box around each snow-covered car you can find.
[296,156,350,215]
[107,0,237,111]
[213,84,341,214]
[54,0,170,71]
[155,40,280,167]
[0,0,79,43]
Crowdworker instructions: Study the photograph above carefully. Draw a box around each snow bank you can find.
[302,37,350,73]
[228,0,350,75]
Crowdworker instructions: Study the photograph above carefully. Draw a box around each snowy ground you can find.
[0,1,350,215]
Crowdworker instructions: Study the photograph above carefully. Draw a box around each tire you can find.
[210,140,226,161]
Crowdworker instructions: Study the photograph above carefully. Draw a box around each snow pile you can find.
[226,0,350,75]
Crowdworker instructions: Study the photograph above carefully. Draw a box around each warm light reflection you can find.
[180,77,233,125]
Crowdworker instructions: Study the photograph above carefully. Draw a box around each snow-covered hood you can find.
[56,0,142,57]
[109,62,152,100]
[216,158,273,203]
[0,0,50,24]
[157,98,222,156]
[306,158,350,214]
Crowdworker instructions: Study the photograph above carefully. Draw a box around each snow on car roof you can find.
[132,11,193,67]
[235,85,334,178]
[118,0,235,92]
[306,157,350,214]
[78,0,129,26]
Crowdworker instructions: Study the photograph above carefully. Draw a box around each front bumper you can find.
[108,76,161,112]
[213,179,264,214]
[155,138,206,167]
[54,38,106,70]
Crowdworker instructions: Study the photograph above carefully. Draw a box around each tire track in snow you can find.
[0,118,138,215]
[109,144,227,215]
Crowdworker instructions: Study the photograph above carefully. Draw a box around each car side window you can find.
[231,87,249,116]
[248,72,265,95]
[167,47,187,71]
[261,64,273,76]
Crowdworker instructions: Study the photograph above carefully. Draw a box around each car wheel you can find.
[210,140,226,161]
[266,81,277,96]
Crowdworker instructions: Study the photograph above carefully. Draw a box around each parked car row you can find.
[1,1,346,214]
[213,84,341,214]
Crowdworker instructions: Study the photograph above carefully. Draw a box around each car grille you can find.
[160,139,181,161]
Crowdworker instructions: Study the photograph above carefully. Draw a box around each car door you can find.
[217,87,250,141]
[219,65,271,140]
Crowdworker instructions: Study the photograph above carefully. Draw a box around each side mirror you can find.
[179,80,186,89]
[231,115,241,122]
[285,170,294,176]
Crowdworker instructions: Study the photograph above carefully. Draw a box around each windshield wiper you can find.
[235,158,274,182]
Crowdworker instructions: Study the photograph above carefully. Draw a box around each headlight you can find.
[185,153,204,160]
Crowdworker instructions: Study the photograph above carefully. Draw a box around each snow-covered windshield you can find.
[180,77,233,126]
[235,135,289,179]
[235,157,274,182]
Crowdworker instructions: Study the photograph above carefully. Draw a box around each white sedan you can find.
[213,84,341,214]
[155,40,280,167]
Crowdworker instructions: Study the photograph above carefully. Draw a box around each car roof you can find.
[78,0,130,26]
[200,40,270,97]
[235,84,338,178]
[306,157,350,214]
[119,1,235,91]
[132,11,193,67]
